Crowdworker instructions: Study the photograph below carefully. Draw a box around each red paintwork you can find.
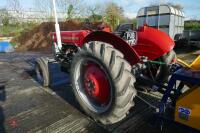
[51,25,174,65]
[51,30,89,46]
[84,62,110,104]
[51,26,111,46]
[133,25,175,60]
[102,27,111,32]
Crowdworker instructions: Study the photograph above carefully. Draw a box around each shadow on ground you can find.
[0,85,6,133]
[26,61,83,112]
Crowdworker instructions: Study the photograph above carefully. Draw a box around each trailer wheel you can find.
[70,41,137,125]
[35,57,49,87]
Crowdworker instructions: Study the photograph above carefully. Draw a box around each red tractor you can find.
[35,23,176,125]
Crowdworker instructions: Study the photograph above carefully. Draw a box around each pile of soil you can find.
[11,21,109,51]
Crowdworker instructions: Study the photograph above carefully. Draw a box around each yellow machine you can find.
[177,55,200,70]
[174,55,200,130]
[175,86,200,130]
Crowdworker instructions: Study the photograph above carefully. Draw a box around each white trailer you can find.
[137,5,184,39]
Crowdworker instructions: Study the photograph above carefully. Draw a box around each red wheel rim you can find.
[83,62,110,105]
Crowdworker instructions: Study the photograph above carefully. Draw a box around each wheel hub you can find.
[83,62,110,104]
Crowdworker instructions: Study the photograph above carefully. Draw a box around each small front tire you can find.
[35,57,50,87]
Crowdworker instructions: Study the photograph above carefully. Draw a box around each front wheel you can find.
[70,41,137,125]
[35,57,50,87]
[149,50,176,83]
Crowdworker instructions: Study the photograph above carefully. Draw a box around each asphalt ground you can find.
[0,48,199,133]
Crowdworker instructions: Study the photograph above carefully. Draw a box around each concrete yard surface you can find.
[0,51,198,133]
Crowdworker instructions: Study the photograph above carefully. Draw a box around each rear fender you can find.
[83,31,140,65]
[133,26,175,60]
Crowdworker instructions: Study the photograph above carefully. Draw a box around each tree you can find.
[132,18,137,28]
[7,0,21,12]
[34,0,53,21]
[66,4,73,20]
[57,0,85,20]
[6,0,22,23]
[105,2,124,30]
[87,4,105,22]
[167,2,183,10]
[185,20,200,30]
[0,8,10,26]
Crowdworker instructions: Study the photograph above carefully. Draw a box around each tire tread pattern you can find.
[82,41,137,124]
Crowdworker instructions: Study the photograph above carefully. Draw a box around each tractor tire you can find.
[156,50,176,82]
[35,57,50,87]
[70,41,137,125]
[136,50,176,88]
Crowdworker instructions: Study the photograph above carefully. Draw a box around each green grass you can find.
[1,25,22,36]
[9,42,17,47]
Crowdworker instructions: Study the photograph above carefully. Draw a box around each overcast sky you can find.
[0,0,200,19]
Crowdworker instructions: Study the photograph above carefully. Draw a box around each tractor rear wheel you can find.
[70,41,137,125]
